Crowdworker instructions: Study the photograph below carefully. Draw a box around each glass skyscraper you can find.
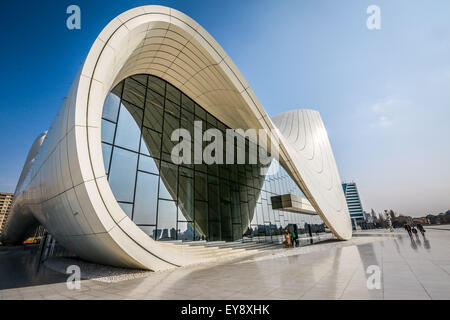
[342,182,365,228]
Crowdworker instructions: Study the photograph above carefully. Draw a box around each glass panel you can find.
[220,181,232,241]
[103,92,121,122]
[162,113,179,156]
[180,108,194,135]
[195,104,206,120]
[165,99,180,118]
[156,200,177,240]
[208,176,220,223]
[144,89,164,132]
[133,172,159,225]
[194,171,207,201]
[101,143,112,174]
[148,75,165,96]
[114,102,143,152]
[207,113,217,126]
[141,128,161,158]
[158,161,178,201]
[177,222,195,241]
[118,202,133,218]
[122,78,146,108]
[111,81,123,97]
[231,190,241,224]
[138,225,156,240]
[194,201,208,239]
[138,155,159,175]
[131,74,148,86]
[181,94,194,113]
[166,83,181,105]
[101,119,116,144]
[108,147,138,203]
[178,167,194,221]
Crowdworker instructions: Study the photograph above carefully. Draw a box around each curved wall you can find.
[2,5,351,270]
[272,110,352,240]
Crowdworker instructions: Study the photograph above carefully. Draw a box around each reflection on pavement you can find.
[0,246,66,290]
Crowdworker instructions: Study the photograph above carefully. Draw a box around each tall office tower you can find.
[0,192,14,235]
[342,182,365,228]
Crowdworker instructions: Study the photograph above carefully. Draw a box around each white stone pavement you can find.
[0,226,449,300]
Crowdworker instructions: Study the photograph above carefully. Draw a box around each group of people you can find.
[283,225,299,248]
[404,223,426,238]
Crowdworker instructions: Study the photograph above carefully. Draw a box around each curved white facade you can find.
[1,5,351,270]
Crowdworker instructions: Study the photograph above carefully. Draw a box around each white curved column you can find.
[272,110,352,240]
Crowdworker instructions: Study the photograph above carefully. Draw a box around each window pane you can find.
[208,176,220,219]
[207,113,217,126]
[177,222,195,241]
[131,74,148,86]
[108,147,138,203]
[133,172,159,225]
[101,119,116,144]
[195,104,206,120]
[103,92,121,122]
[156,200,177,240]
[148,75,165,96]
[141,128,161,158]
[181,108,194,134]
[181,94,194,113]
[162,113,179,156]
[166,83,181,105]
[138,155,159,174]
[111,81,123,97]
[165,99,180,118]
[114,102,143,152]
[101,143,112,175]
[159,161,178,201]
[122,78,146,108]
[194,171,207,201]
[178,167,194,221]
[144,89,164,132]
[231,190,241,224]
[138,225,156,240]
[194,201,208,238]
[118,202,133,218]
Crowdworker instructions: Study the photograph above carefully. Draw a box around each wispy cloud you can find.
[370,97,411,128]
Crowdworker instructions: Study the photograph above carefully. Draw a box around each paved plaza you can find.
[0,226,449,300]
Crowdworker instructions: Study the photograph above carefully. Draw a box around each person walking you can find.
[292,224,299,247]
[417,223,426,238]
[291,229,296,248]
[284,229,291,248]
[404,223,412,237]
[411,226,419,240]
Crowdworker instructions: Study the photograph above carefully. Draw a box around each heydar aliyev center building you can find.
[1,6,351,270]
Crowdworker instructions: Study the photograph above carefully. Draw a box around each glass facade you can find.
[101,74,325,242]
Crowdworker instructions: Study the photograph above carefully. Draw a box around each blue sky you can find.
[0,0,449,217]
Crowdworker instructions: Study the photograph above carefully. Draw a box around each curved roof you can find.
[2,5,351,270]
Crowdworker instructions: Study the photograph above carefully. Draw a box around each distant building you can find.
[413,217,430,225]
[342,182,365,228]
[0,192,14,235]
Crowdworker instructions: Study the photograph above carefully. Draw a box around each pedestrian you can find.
[404,223,412,237]
[291,229,296,247]
[416,223,426,237]
[293,224,299,247]
[411,226,419,240]
[283,229,291,248]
